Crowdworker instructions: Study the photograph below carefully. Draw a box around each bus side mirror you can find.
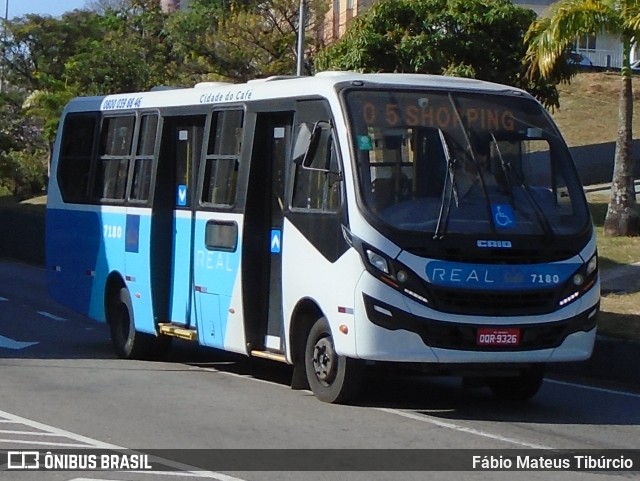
[292,122,313,165]
[292,120,330,169]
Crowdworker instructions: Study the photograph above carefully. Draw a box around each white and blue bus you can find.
[46,72,599,403]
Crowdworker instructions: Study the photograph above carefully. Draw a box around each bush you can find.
[0,149,48,200]
[0,199,45,265]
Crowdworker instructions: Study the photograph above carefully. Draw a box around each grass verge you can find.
[586,191,640,342]
[600,293,640,341]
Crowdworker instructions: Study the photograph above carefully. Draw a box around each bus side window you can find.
[94,116,135,201]
[291,124,341,212]
[129,113,158,202]
[201,110,244,207]
[57,113,98,203]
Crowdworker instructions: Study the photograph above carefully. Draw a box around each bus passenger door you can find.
[243,112,293,353]
[151,116,205,328]
[192,109,245,349]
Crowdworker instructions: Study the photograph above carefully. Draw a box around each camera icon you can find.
[7,451,40,470]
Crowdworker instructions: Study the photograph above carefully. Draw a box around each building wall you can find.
[160,0,177,12]
[515,0,635,68]
[160,0,190,13]
[322,0,376,43]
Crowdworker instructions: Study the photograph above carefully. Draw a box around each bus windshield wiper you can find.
[446,93,496,233]
[433,129,458,240]
[491,134,554,239]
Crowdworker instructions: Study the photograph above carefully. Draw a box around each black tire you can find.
[304,317,363,404]
[109,287,170,360]
[487,366,545,401]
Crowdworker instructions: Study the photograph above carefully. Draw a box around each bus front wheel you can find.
[487,366,545,401]
[304,317,363,404]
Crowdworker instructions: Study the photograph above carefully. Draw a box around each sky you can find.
[5,0,89,19]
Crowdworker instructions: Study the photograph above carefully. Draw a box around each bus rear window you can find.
[57,113,98,203]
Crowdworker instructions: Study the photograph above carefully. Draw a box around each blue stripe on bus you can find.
[46,208,127,322]
[46,208,156,334]
[47,208,243,344]
[47,208,103,316]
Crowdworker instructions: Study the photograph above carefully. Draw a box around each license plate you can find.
[476,327,521,346]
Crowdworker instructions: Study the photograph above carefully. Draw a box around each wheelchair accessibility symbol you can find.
[491,204,515,228]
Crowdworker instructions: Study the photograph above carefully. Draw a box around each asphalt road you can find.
[0,260,639,481]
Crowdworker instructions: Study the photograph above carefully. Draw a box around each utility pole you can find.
[0,0,8,93]
[296,0,305,76]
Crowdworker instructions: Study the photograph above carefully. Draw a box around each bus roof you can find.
[63,72,530,114]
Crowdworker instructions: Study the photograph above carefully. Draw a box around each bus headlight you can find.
[366,249,390,274]
[358,244,432,306]
[558,253,598,308]
[586,254,597,276]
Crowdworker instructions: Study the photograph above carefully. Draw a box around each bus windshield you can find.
[345,89,589,237]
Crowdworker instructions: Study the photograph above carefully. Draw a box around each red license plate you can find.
[476,327,521,346]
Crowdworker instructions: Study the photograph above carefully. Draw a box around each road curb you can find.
[583,178,640,194]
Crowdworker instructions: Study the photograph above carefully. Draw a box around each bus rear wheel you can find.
[109,287,170,360]
[304,317,363,404]
[487,366,544,401]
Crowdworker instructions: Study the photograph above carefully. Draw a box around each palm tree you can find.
[526,0,640,236]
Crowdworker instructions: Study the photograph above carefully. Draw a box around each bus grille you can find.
[428,286,558,316]
[363,294,598,352]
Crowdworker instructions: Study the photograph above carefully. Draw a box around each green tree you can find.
[526,0,639,236]
[314,0,571,108]
[0,6,174,194]
[0,149,48,199]
[166,0,328,83]
[164,0,239,83]
[66,0,178,94]
[86,0,132,12]
[1,11,103,91]
[1,11,105,154]
[22,89,75,149]
[0,92,43,153]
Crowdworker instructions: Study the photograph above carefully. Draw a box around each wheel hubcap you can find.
[312,337,336,386]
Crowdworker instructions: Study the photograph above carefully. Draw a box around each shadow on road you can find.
[170,343,640,427]
[3,323,639,428]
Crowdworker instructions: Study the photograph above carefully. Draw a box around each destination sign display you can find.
[359,101,516,131]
